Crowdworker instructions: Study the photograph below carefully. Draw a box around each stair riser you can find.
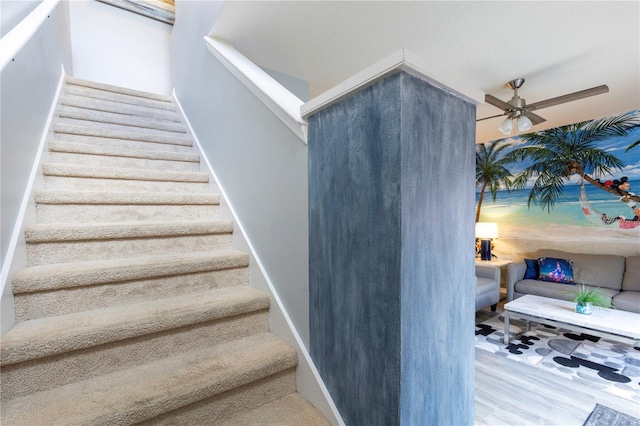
[53,124,191,146]
[27,234,233,265]
[58,106,187,133]
[15,268,249,321]
[62,95,183,123]
[64,85,176,111]
[36,203,219,224]
[43,176,209,193]
[66,77,173,102]
[55,133,193,153]
[48,152,200,172]
[141,369,297,425]
[57,117,188,138]
[49,140,199,163]
[0,311,270,401]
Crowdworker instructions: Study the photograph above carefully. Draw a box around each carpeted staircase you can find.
[0,76,329,425]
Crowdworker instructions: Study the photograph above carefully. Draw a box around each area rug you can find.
[475,315,640,404]
[583,404,640,426]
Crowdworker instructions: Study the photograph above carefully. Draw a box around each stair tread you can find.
[42,163,208,182]
[58,117,188,138]
[25,219,233,242]
[61,93,183,122]
[49,140,199,162]
[65,76,173,103]
[1,286,270,366]
[34,190,217,205]
[54,123,192,146]
[58,105,187,134]
[12,249,249,293]
[1,333,296,425]
[220,393,330,426]
[64,84,177,112]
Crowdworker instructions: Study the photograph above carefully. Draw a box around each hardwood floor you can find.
[474,297,640,425]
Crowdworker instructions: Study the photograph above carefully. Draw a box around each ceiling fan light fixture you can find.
[498,117,513,135]
[480,78,609,135]
[517,115,532,132]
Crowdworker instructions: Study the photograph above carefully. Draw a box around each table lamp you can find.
[475,222,499,261]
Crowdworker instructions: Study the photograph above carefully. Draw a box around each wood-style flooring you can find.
[474,296,640,425]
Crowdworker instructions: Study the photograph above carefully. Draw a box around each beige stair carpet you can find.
[0,76,329,425]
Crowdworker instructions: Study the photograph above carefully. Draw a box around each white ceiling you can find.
[210,1,639,143]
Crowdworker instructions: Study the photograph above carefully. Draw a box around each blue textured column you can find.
[308,70,476,425]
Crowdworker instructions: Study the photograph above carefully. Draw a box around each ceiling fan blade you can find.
[524,111,546,125]
[485,94,513,111]
[476,113,506,122]
[526,85,609,111]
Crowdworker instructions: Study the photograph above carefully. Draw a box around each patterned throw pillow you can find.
[538,257,575,284]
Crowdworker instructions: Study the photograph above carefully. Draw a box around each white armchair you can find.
[476,264,501,312]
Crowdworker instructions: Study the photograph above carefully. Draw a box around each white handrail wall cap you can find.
[301,47,485,118]
[0,0,60,72]
[204,36,308,144]
[401,48,484,104]
[205,37,304,119]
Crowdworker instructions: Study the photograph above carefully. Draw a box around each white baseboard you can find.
[1,66,66,336]
[173,90,343,425]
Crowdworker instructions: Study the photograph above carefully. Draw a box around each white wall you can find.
[169,2,342,423]
[171,0,311,350]
[1,0,72,334]
[68,0,172,95]
[263,67,310,102]
[1,0,43,37]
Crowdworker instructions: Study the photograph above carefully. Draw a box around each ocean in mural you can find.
[477,178,640,227]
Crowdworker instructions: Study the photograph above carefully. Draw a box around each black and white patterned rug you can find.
[475,315,640,404]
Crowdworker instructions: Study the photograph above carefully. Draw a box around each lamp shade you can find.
[517,115,532,132]
[498,117,513,135]
[475,222,499,239]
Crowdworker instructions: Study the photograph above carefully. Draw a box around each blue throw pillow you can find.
[538,257,575,284]
[523,259,539,280]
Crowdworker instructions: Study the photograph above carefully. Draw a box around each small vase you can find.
[576,302,593,315]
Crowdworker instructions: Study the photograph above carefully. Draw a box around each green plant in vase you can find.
[570,284,611,315]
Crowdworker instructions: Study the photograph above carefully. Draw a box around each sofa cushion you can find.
[514,279,618,307]
[612,291,640,313]
[537,249,625,291]
[621,256,640,292]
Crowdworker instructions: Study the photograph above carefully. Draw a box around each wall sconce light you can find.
[475,222,499,261]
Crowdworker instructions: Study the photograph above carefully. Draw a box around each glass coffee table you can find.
[503,294,640,345]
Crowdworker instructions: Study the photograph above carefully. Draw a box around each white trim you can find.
[301,48,485,118]
[0,0,60,72]
[1,67,66,333]
[173,91,344,425]
[203,36,308,144]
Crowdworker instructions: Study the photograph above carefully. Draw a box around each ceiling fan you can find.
[478,78,609,135]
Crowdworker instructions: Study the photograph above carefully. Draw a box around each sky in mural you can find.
[477,110,640,229]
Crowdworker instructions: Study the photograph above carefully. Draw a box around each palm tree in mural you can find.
[475,140,516,222]
[505,111,640,211]
[625,138,640,152]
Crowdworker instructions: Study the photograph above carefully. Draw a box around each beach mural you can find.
[476,109,640,254]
